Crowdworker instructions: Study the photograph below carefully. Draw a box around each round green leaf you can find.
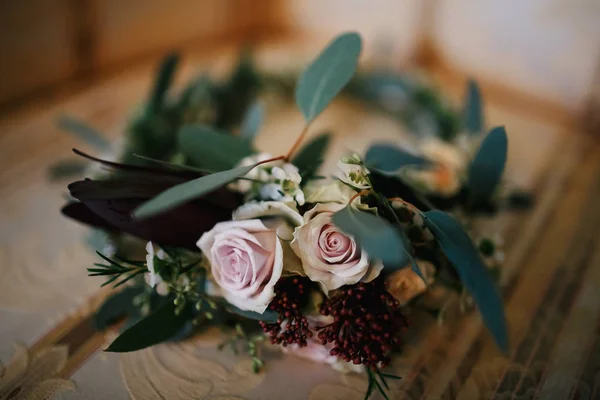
[365,144,430,174]
[332,205,409,267]
[295,32,362,122]
[178,124,254,170]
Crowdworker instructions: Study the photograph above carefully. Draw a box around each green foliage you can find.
[295,32,362,122]
[147,53,179,116]
[291,132,332,181]
[467,126,508,204]
[423,210,508,352]
[87,252,147,288]
[177,124,254,170]
[58,115,111,151]
[365,144,430,174]
[364,368,401,400]
[105,299,192,352]
[47,159,87,180]
[240,101,265,140]
[464,79,483,134]
[133,163,257,219]
[94,286,145,330]
[332,205,410,268]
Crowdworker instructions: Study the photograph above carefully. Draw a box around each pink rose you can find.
[291,203,382,292]
[197,220,283,313]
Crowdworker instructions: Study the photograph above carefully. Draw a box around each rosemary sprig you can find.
[87,251,147,288]
[364,367,402,400]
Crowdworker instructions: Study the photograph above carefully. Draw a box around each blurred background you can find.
[1,0,599,130]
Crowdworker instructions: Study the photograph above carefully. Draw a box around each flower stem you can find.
[285,124,311,161]
[349,190,371,205]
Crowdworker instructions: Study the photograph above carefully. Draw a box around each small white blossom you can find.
[336,154,371,190]
[145,241,168,295]
[229,153,305,205]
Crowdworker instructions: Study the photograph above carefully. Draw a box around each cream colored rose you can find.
[291,203,383,292]
[385,260,436,304]
[197,220,283,313]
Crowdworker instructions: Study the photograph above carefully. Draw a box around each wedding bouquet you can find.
[60,32,515,399]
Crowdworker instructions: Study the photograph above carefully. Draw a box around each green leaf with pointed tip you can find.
[467,126,508,203]
[178,124,255,170]
[423,210,508,352]
[464,79,483,134]
[240,101,265,140]
[227,306,278,323]
[332,206,409,268]
[365,144,430,174]
[105,300,191,352]
[94,286,145,330]
[296,32,362,122]
[147,53,179,115]
[48,159,87,180]
[292,132,332,181]
[133,163,255,219]
[58,115,111,151]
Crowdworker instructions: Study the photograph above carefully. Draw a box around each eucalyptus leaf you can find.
[464,79,483,134]
[295,32,362,122]
[178,124,254,170]
[332,205,409,267]
[423,210,508,352]
[94,286,145,330]
[58,115,111,151]
[365,144,430,174]
[148,53,179,115]
[467,126,508,204]
[105,300,191,352]
[48,159,87,180]
[227,306,279,323]
[292,132,332,181]
[240,101,265,140]
[133,164,256,219]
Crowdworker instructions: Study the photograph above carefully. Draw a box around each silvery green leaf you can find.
[94,286,145,330]
[133,164,256,219]
[58,115,111,151]
[423,210,508,352]
[332,205,409,267]
[295,32,362,122]
[467,126,508,203]
[178,124,254,170]
[105,300,191,352]
[148,53,179,115]
[48,159,87,180]
[365,144,430,174]
[240,101,265,140]
[464,79,483,134]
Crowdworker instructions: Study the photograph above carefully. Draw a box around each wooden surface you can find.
[0,42,599,400]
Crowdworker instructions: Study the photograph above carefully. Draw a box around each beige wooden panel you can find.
[0,0,76,105]
[93,0,236,68]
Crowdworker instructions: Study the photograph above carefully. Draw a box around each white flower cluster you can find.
[229,152,305,205]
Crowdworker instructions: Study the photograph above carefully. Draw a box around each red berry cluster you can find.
[316,280,408,368]
[259,277,312,347]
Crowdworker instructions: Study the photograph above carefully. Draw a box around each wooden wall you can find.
[0,0,288,108]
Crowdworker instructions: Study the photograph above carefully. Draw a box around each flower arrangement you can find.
[59,32,519,399]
